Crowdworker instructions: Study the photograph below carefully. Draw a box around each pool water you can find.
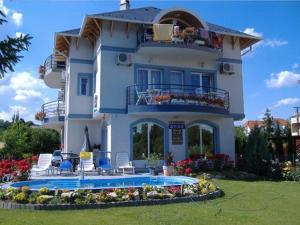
[9,176,198,191]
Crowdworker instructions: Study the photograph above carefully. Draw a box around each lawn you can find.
[0,179,300,225]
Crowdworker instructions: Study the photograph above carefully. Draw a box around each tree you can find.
[29,128,60,155]
[283,121,296,162]
[235,126,246,156]
[245,126,270,175]
[273,122,284,161]
[262,108,274,138]
[1,122,31,159]
[0,121,60,160]
[0,10,32,79]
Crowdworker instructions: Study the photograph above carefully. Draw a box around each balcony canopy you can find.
[153,8,208,30]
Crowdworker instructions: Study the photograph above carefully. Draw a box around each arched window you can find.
[187,123,215,155]
[132,122,164,160]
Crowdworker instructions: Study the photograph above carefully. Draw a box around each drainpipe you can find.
[120,0,130,10]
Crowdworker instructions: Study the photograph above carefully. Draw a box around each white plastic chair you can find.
[77,152,95,172]
[115,152,135,175]
[31,154,53,175]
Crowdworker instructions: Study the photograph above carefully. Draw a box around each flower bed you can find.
[0,179,222,210]
[0,156,38,182]
[175,153,234,176]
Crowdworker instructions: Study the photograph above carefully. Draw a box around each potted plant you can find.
[144,153,161,176]
[35,111,46,121]
[163,152,175,176]
[188,145,201,160]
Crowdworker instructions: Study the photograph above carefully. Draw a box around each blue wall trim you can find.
[229,113,245,120]
[217,58,242,64]
[100,45,136,53]
[128,105,229,115]
[68,114,93,119]
[139,42,221,55]
[185,120,220,157]
[129,118,169,161]
[43,116,65,124]
[99,108,127,114]
[77,73,93,96]
[70,58,94,65]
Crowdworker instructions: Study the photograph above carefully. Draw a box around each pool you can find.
[8,176,198,191]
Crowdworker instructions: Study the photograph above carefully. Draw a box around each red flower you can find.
[185,168,192,174]
[177,169,184,175]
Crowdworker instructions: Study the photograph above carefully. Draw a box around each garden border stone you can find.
[0,190,222,210]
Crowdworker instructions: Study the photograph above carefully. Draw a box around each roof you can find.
[243,119,288,130]
[89,6,161,24]
[57,6,260,40]
[56,28,80,36]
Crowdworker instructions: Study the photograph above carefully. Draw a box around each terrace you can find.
[127,84,229,115]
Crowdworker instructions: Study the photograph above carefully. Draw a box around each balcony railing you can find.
[138,26,223,51]
[127,84,229,111]
[42,100,65,119]
[39,54,66,78]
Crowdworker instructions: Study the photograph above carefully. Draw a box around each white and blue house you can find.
[39,0,261,168]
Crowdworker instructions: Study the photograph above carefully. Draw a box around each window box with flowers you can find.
[35,112,46,121]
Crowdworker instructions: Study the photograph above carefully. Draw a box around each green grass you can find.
[0,179,300,225]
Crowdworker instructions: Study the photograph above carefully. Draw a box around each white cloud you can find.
[265,70,300,88]
[11,11,23,27]
[243,28,263,38]
[15,32,25,38]
[0,0,9,15]
[292,63,299,69]
[243,28,288,54]
[9,71,45,90]
[14,89,41,101]
[0,111,11,121]
[272,98,300,108]
[263,39,288,48]
[0,105,28,122]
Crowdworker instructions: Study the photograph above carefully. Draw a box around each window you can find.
[80,78,89,96]
[132,122,164,160]
[191,73,212,93]
[187,123,215,155]
[136,68,162,91]
[170,71,183,92]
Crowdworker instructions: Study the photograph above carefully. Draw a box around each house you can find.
[243,118,288,135]
[291,114,300,136]
[38,0,261,168]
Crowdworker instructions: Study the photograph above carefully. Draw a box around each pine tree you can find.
[274,122,284,161]
[0,10,32,79]
[262,108,274,138]
[245,126,270,175]
[283,121,296,162]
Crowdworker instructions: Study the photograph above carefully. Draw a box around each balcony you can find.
[41,100,65,126]
[39,54,66,88]
[137,26,222,59]
[127,84,229,115]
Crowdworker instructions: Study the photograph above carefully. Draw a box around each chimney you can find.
[120,0,130,10]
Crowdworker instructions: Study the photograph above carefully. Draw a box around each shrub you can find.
[38,187,49,195]
[245,126,270,175]
[13,192,28,204]
[28,192,39,204]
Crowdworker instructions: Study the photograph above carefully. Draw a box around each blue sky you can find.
[0,0,299,123]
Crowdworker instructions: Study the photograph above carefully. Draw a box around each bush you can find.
[245,126,270,175]
[38,187,49,195]
[0,121,60,160]
[13,192,28,204]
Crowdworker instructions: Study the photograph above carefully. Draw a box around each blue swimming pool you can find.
[9,176,198,191]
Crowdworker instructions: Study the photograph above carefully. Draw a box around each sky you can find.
[0,0,300,124]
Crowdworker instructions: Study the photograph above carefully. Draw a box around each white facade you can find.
[40,5,260,168]
[291,115,300,136]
